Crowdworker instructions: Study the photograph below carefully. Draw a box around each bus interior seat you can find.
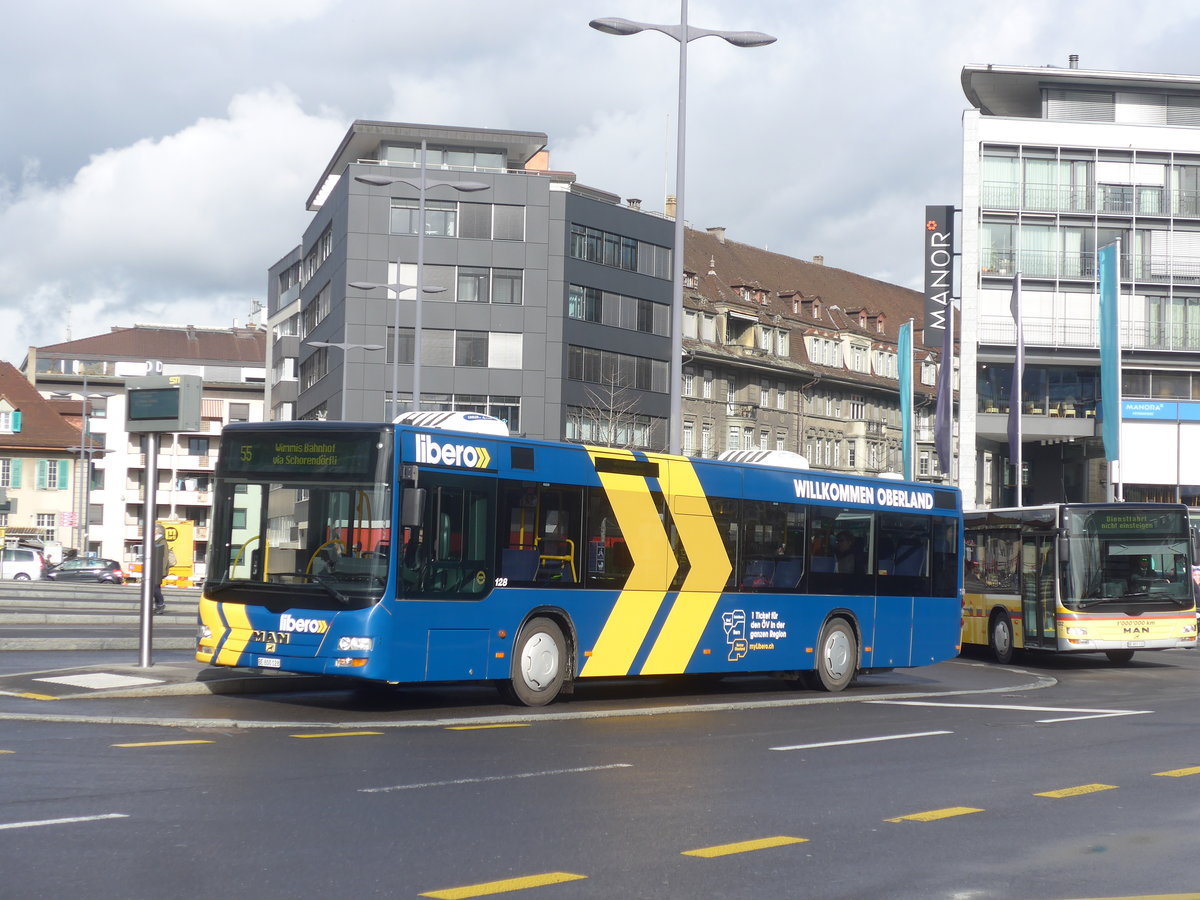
[742,558,774,588]
[893,544,926,576]
[811,556,835,573]
[771,558,804,588]
[537,537,576,583]
[501,548,539,582]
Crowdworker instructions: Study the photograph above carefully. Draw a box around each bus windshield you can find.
[1063,508,1192,610]
[206,427,393,611]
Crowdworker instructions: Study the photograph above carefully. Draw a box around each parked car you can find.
[1,546,47,581]
[46,557,125,585]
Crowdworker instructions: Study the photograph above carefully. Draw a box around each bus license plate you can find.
[256,657,282,668]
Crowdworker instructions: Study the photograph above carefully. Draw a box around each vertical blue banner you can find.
[1098,242,1120,462]
[899,320,913,480]
[934,300,954,475]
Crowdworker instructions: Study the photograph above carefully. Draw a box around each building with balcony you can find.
[267,120,675,447]
[680,227,949,479]
[961,59,1200,508]
[21,324,267,573]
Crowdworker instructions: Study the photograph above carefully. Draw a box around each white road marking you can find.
[360,763,632,793]
[771,730,952,751]
[0,813,129,831]
[870,700,1152,723]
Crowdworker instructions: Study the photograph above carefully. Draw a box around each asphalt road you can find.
[2,609,1199,900]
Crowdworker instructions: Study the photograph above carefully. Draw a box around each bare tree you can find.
[573,372,647,449]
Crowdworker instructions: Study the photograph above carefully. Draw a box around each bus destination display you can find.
[223,432,381,478]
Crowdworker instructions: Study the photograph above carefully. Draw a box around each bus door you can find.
[1020,536,1057,649]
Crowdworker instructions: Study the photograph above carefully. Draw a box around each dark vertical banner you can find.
[923,205,955,341]
[1007,275,1024,506]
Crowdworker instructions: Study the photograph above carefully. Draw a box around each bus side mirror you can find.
[402,488,426,529]
[1057,534,1070,567]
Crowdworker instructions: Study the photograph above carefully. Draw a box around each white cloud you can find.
[0,88,346,362]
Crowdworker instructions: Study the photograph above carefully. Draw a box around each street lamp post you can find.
[346,280,445,420]
[54,379,114,555]
[305,340,385,420]
[354,142,488,412]
[590,3,775,455]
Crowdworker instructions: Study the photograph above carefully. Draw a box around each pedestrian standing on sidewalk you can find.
[152,525,168,615]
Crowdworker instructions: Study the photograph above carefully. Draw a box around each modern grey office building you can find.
[266,121,675,446]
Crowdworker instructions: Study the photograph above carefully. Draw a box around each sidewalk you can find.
[0,659,331,701]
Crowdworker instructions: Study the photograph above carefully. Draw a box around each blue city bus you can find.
[197,414,963,705]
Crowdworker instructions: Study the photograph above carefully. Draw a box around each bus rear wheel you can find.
[500,617,567,707]
[803,618,857,692]
[1105,649,1135,665]
[989,611,1015,665]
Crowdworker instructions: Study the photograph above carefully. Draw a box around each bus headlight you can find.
[337,636,374,652]
[1065,626,1088,637]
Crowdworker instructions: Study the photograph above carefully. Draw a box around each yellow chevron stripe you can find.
[196,597,224,663]
[580,449,676,677]
[215,602,254,667]
[641,457,731,674]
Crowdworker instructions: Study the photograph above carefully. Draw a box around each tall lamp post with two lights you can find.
[54,380,115,555]
[354,142,489,413]
[589,5,775,455]
[304,340,384,420]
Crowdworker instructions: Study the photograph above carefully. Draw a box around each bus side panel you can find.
[912,595,963,664]
[870,596,913,668]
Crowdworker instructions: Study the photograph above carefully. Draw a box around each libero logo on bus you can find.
[278,614,329,634]
[415,434,492,469]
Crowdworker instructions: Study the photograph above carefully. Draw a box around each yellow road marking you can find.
[13,692,58,701]
[112,740,214,748]
[683,836,808,858]
[420,872,586,898]
[885,806,983,823]
[1035,783,1117,799]
[446,724,531,731]
[0,750,14,754]
[289,731,383,739]
[1155,766,1200,777]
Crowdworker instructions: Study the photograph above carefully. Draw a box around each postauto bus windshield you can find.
[206,425,393,612]
[1063,507,1192,611]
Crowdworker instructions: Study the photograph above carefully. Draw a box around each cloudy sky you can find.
[4,0,1200,365]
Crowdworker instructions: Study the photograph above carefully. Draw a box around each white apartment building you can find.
[961,59,1200,509]
[22,324,267,574]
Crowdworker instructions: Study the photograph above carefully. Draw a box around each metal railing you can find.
[982,181,1200,218]
[980,248,1200,284]
[979,314,1200,352]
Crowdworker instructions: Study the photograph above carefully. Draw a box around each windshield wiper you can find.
[311,573,352,606]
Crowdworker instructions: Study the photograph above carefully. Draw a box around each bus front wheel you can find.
[1105,649,1135,665]
[803,618,858,692]
[501,617,567,707]
[989,611,1015,665]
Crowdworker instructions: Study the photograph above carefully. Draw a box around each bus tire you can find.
[1105,649,1135,665]
[805,618,858,692]
[989,611,1015,665]
[502,617,566,707]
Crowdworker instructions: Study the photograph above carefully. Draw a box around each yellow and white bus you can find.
[963,503,1196,664]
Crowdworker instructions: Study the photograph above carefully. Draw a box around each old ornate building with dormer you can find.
[680,226,950,481]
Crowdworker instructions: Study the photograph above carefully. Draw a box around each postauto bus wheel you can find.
[803,618,858,692]
[989,611,1015,665]
[502,617,566,707]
